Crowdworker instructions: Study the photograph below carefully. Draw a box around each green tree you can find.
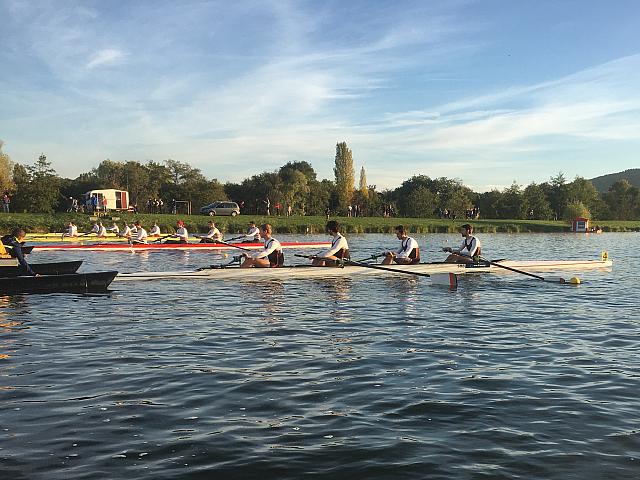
[563,200,590,220]
[359,166,368,198]
[279,161,317,182]
[333,142,355,213]
[522,183,553,219]
[494,183,526,219]
[0,140,15,194]
[566,176,606,220]
[604,180,640,220]
[405,186,438,217]
[12,154,60,213]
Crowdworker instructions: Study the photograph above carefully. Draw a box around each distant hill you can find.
[590,169,640,192]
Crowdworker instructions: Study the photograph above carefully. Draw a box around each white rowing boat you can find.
[115,257,612,282]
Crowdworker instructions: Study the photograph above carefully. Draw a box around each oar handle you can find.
[294,253,315,259]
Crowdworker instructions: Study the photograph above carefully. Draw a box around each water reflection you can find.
[311,278,354,323]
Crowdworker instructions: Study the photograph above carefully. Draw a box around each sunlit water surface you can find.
[1,233,638,479]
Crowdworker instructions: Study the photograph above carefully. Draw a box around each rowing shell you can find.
[32,241,331,252]
[25,234,199,243]
[116,258,612,281]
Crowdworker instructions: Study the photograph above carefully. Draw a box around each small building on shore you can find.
[571,217,589,233]
[84,189,130,212]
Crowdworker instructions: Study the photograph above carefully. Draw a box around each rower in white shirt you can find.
[129,221,148,244]
[199,221,223,243]
[119,223,133,239]
[243,221,261,243]
[382,225,420,265]
[443,224,482,264]
[148,222,161,237]
[96,222,107,238]
[312,220,349,267]
[62,221,78,238]
[106,222,120,235]
[240,224,284,268]
[87,221,100,235]
[166,220,189,244]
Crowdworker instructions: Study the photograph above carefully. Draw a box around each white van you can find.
[84,189,130,211]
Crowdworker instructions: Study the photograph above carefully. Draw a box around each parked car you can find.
[200,201,240,216]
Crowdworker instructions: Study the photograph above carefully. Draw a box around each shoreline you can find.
[2,212,639,234]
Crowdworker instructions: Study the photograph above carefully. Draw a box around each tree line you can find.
[0,140,638,220]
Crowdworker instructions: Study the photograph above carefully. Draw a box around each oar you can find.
[217,240,253,252]
[344,259,457,288]
[294,253,319,260]
[355,253,385,262]
[152,234,174,243]
[480,257,575,284]
[225,235,245,242]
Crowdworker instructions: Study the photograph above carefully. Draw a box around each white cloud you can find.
[86,48,126,69]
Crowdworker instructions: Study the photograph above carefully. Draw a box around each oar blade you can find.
[430,272,458,290]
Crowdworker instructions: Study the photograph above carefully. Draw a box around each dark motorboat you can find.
[0,271,118,294]
[0,260,83,277]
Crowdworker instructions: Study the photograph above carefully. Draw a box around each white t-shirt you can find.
[396,236,419,259]
[457,236,481,257]
[253,238,282,259]
[320,233,349,258]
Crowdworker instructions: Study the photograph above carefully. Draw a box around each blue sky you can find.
[1,0,639,191]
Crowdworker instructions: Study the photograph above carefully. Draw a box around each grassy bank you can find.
[2,212,640,235]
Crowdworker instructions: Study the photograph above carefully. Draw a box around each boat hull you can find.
[0,260,83,277]
[32,241,330,252]
[116,259,613,281]
[0,271,118,294]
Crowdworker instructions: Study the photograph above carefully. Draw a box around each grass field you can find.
[2,212,640,235]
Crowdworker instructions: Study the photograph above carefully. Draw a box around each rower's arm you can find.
[12,243,35,276]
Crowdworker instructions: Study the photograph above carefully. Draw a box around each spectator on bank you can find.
[2,193,9,213]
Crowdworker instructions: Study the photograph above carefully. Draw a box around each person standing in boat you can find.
[1,229,37,276]
[382,225,420,265]
[62,221,78,238]
[165,220,189,244]
[129,221,148,245]
[240,224,283,268]
[148,222,161,237]
[312,220,349,267]
[199,221,222,243]
[243,221,261,243]
[443,224,481,264]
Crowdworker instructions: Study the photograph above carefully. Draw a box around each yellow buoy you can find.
[568,277,581,285]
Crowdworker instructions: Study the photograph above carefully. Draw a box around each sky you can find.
[1,0,639,191]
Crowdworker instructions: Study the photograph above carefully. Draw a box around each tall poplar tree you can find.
[359,166,368,198]
[333,141,355,212]
[0,140,14,193]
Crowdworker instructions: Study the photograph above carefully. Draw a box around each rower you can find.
[443,223,482,264]
[87,221,100,236]
[106,222,120,235]
[119,223,133,239]
[62,221,78,238]
[165,220,189,244]
[1,228,37,276]
[382,225,420,265]
[243,221,261,243]
[199,221,222,243]
[129,221,148,244]
[149,222,161,237]
[312,220,349,267]
[240,224,284,268]
[96,221,107,238]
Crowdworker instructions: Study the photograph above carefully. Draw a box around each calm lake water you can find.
[1,233,638,479]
